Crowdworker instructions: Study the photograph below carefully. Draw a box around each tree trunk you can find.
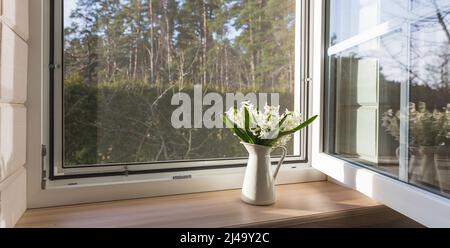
[224,43,229,91]
[106,37,112,79]
[257,0,263,88]
[128,48,133,78]
[202,0,208,88]
[433,0,450,45]
[164,1,172,84]
[249,20,256,90]
[148,0,155,85]
[133,0,142,79]
[179,51,185,88]
[220,45,224,92]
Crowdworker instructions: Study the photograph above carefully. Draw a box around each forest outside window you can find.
[49,0,307,177]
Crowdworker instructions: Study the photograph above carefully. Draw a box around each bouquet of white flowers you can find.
[223,101,318,147]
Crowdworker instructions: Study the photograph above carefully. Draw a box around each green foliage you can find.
[64,74,99,165]
[64,78,296,165]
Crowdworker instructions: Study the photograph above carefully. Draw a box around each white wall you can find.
[0,0,29,228]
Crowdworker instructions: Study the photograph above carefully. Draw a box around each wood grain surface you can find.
[16,182,423,228]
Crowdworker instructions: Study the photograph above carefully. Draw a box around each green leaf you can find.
[244,107,250,132]
[222,114,252,143]
[243,106,256,143]
[277,113,289,130]
[235,127,253,143]
[279,115,318,136]
[222,114,233,129]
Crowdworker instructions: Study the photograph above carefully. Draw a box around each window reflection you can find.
[329,0,408,45]
[409,3,450,194]
[330,32,404,177]
[326,0,450,197]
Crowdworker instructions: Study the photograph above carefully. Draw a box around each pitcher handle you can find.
[272,146,287,180]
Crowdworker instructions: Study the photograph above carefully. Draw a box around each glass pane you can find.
[327,30,406,178]
[62,0,298,166]
[329,0,408,45]
[408,8,450,196]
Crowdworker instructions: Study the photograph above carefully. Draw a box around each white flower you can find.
[256,104,281,139]
[280,110,303,132]
[224,101,309,147]
[225,107,242,128]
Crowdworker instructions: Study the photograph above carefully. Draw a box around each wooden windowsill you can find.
[15,181,422,228]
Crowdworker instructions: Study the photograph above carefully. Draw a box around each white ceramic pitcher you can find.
[241,142,287,205]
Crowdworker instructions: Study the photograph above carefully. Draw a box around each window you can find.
[324,0,450,198]
[48,0,310,178]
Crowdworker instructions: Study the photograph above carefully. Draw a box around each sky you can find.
[64,0,77,27]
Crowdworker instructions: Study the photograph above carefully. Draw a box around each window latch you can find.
[304,78,313,85]
[49,64,61,70]
[173,175,192,180]
[42,145,47,157]
[41,145,47,189]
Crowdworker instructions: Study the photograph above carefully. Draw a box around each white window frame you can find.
[310,0,450,227]
[25,0,325,208]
